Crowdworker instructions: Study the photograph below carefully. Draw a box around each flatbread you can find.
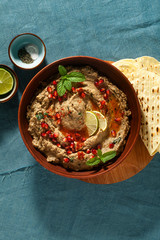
[113,56,160,156]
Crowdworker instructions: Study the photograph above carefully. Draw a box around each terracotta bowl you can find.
[18,56,141,179]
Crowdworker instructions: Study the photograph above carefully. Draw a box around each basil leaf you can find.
[86,157,101,166]
[36,113,44,120]
[57,80,66,96]
[67,72,85,79]
[66,77,85,82]
[101,151,116,163]
[58,65,67,76]
[64,80,72,91]
[97,149,102,157]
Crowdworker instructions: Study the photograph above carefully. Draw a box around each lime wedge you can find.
[0,68,14,95]
[93,111,108,131]
[85,111,99,136]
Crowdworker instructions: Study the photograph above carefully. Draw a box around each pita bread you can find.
[113,57,160,156]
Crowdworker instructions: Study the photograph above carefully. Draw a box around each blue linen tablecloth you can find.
[1,0,160,239]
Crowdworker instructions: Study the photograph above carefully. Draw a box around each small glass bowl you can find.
[0,65,18,103]
[8,33,46,70]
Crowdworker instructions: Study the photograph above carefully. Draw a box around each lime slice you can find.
[0,68,14,95]
[93,111,108,131]
[85,111,99,136]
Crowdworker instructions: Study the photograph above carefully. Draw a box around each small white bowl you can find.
[0,65,18,103]
[8,33,46,70]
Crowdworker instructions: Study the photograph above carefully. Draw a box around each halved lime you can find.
[0,68,14,95]
[85,111,99,136]
[93,111,108,131]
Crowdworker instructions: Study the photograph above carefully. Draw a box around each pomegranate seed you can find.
[72,87,76,92]
[44,123,49,129]
[47,86,52,93]
[99,78,104,84]
[64,157,69,163]
[48,93,53,99]
[90,155,95,159]
[63,137,68,142]
[86,149,91,154]
[81,137,86,142]
[91,149,97,155]
[101,100,106,106]
[63,93,67,99]
[67,151,72,155]
[106,89,110,95]
[76,142,83,151]
[103,93,108,100]
[70,142,75,148]
[57,119,61,125]
[76,88,83,93]
[94,80,99,87]
[67,136,72,142]
[111,130,116,137]
[52,138,57,143]
[49,133,54,139]
[57,143,61,147]
[115,117,121,122]
[52,80,57,85]
[53,90,58,97]
[41,122,46,128]
[58,97,62,102]
[97,145,101,149]
[55,113,61,119]
[41,132,47,137]
[81,92,86,98]
[53,132,58,138]
[46,130,51,135]
[109,143,114,149]
[75,133,81,141]
[100,88,105,92]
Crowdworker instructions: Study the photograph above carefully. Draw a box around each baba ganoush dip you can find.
[27,66,131,171]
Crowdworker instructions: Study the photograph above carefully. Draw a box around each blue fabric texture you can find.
[0,0,160,239]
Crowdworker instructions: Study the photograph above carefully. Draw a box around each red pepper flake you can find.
[57,119,61,125]
[109,143,114,149]
[64,157,70,163]
[78,151,84,160]
[52,80,57,85]
[47,87,52,93]
[115,117,121,122]
[111,130,116,137]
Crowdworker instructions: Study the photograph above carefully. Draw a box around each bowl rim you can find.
[0,64,19,103]
[18,56,141,179]
[8,32,46,70]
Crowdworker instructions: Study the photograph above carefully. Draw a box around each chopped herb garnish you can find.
[36,113,44,120]
[57,65,85,96]
[86,149,116,166]
[78,112,82,115]
[113,137,121,144]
